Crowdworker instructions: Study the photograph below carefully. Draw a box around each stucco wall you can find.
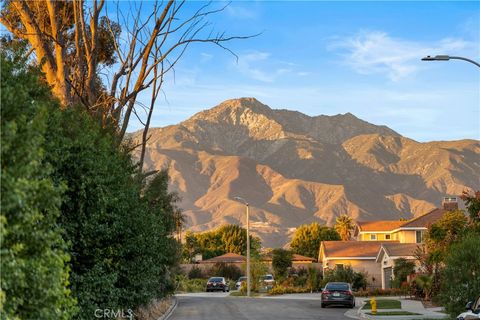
[323,259,382,288]
[395,230,417,243]
[360,233,395,241]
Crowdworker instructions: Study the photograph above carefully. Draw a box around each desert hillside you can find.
[131,98,480,248]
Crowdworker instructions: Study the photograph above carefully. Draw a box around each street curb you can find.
[157,296,178,320]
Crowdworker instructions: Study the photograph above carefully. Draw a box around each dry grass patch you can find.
[135,297,173,320]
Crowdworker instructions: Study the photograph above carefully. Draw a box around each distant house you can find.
[319,197,459,289]
[198,252,246,264]
[262,253,316,265]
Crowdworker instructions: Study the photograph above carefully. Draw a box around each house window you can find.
[370,234,377,240]
[335,264,344,269]
[416,231,423,243]
[385,234,391,240]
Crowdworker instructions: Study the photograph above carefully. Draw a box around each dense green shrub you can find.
[439,232,480,317]
[272,249,293,281]
[43,104,180,318]
[175,276,206,293]
[392,258,415,288]
[322,266,367,290]
[290,222,340,259]
[354,288,406,297]
[209,263,243,280]
[188,266,205,279]
[183,225,261,261]
[241,258,269,292]
[1,52,77,319]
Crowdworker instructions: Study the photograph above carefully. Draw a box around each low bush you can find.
[355,288,407,297]
[188,266,204,279]
[268,286,311,296]
[209,262,243,281]
[322,266,367,290]
[176,276,206,293]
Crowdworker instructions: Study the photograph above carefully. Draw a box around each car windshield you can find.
[238,277,247,281]
[326,283,349,291]
[209,277,223,282]
[263,275,273,280]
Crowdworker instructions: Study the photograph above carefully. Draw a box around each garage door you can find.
[384,267,393,289]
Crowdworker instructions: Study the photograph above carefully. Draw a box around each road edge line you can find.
[157,296,178,320]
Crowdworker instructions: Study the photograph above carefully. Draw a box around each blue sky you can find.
[126,1,480,141]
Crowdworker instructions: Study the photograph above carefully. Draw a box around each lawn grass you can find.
[367,311,421,316]
[363,299,402,309]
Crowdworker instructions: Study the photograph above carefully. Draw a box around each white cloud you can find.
[225,5,258,19]
[235,51,294,82]
[329,31,476,81]
[200,53,213,63]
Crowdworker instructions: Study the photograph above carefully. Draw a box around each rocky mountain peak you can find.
[133,97,479,247]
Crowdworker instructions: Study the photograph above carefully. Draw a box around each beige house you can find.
[319,197,458,289]
[376,243,419,289]
[319,241,390,288]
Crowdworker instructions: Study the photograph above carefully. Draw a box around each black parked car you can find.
[206,277,230,292]
[321,282,355,308]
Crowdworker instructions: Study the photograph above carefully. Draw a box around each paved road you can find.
[170,292,355,320]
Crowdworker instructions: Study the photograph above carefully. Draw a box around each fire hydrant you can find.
[370,297,377,315]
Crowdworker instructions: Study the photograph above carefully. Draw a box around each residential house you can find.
[262,253,316,265]
[319,197,458,289]
[376,243,419,289]
[318,241,389,288]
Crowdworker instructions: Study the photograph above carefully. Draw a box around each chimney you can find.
[442,197,458,211]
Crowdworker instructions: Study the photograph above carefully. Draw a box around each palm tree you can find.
[335,215,354,241]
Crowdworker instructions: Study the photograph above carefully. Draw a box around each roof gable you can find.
[356,220,405,232]
[400,208,447,228]
[262,253,316,262]
[321,241,396,259]
[376,243,419,262]
[199,252,246,264]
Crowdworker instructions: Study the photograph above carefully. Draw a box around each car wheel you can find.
[321,303,325,308]
[350,303,355,308]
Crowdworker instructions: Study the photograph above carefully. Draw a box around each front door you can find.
[384,267,393,289]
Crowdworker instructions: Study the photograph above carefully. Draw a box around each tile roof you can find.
[381,243,420,257]
[292,254,316,262]
[198,252,246,264]
[356,208,448,232]
[401,208,446,228]
[261,253,316,262]
[321,241,396,259]
[356,220,405,232]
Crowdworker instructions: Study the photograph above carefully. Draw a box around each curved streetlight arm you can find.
[421,55,480,68]
[448,56,480,68]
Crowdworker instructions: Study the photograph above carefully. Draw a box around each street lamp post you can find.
[234,196,250,297]
[421,55,480,68]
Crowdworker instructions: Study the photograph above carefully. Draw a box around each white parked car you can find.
[235,276,247,290]
[260,274,275,285]
[457,296,480,320]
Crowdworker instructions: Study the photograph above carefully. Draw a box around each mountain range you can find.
[131,98,479,248]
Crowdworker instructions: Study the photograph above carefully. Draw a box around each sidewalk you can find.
[346,297,449,320]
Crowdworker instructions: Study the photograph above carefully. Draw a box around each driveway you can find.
[170,292,356,320]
